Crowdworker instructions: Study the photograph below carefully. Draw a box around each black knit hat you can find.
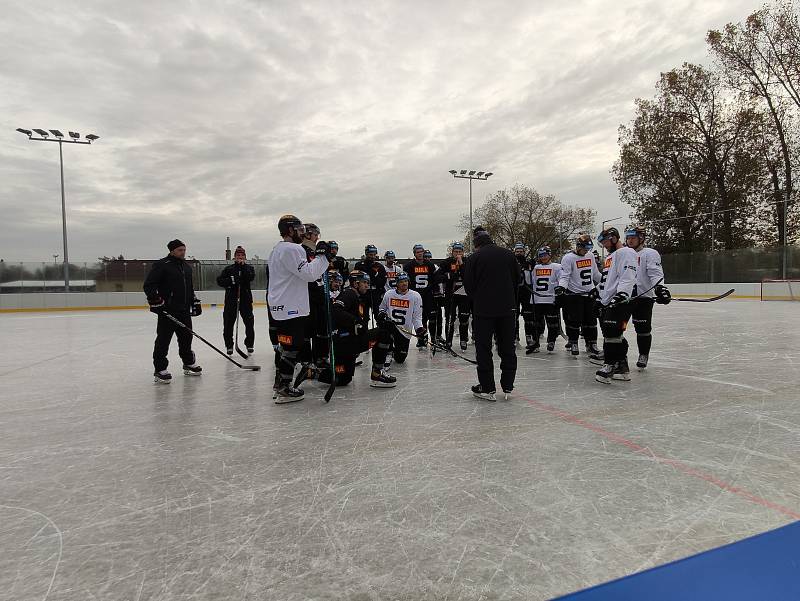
[234,245,246,257]
[167,239,185,251]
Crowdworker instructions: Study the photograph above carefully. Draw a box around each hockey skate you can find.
[636,354,649,370]
[546,341,555,353]
[274,384,305,403]
[183,364,202,376]
[595,363,615,384]
[471,384,496,402]
[370,369,397,388]
[612,359,631,381]
[588,348,605,365]
[153,370,172,384]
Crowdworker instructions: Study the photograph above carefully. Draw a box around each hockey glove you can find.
[315,241,334,262]
[376,310,391,327]
[415,327,427,338]
[191,299,203,317]
[554,286,566,296]
[654,284,671,305]
[148,297,165,314]
[588,288,599,301]
[610,291,629,307]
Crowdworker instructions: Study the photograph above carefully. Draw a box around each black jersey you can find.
[332,287,370,332]
[436,257,466,296]
[353,259,387,291]
[402,259,437,294]
[330,255,350,280]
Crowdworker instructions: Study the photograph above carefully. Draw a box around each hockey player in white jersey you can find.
[383,250,405,291]
[377,273,425,365]
[624,226,671,369]
[593,227,638,384]
[556,234,601,358]
[530,247,563,353]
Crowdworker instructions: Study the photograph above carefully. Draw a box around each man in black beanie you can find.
[143,239,203,383]
[217,245,256,355]
[463,226,520,401]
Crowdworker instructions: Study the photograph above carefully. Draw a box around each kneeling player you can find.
[377,272,425,363]
[530,247,562,353]
[322,272,397,387]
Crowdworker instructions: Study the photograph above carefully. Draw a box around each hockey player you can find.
[403,244,437,348]
[267,215,331,403]
[321,272,398,387]
[328,269,343,299]
[530,247,563,353]
[143,239,203,383]
[328,241,350,280]
[353,244,388,318]
[300,223,328,368]
[436,242,471,350]
[556,234,601,358]
[424,249,445,343]
[514,243,533,345]
[593,227,638,384]
[383,250,405,291]
[216,245,256,355]
[378,272,425,364]
[624,225,671,369]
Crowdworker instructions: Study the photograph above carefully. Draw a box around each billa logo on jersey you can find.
[536,268,552,276]
[277,334,293,345]
[604,257,613,269]
[414,266,427,274]
[576,258,593,268]
[390,298,410,309]
[387,270,398,278]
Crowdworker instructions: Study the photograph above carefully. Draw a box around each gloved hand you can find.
[588,288,599,300]
[191,299,203,317]
[376,310,391,327]
[554,286,566,296]
[610,291,629,307]
[148,297,165,315]
[415,326,427,338]
[354,323,365,336]
[654,284,671,305]
[315,241,333,262]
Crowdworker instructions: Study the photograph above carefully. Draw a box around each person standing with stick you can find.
[217,246,256,356]
[463,227,520,401]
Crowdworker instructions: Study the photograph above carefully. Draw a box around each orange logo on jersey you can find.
[390,298,410,308]
[536,268,552,276]
[450,263,459,271]
[335,364,346,374]
[358,305,364,317]
[576,258,593,268]
[387,270,398,277]
[414,266,427,274]
[277,334,293,345]
[604,257,613,269]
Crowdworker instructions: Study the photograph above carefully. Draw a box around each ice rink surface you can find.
[1,300,799,600]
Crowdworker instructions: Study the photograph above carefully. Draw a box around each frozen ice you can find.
[1,300,799,600]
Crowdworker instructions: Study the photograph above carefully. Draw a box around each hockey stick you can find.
[163,311,261,370]
[673,289,735,303]
[322,271,337,403]
[397,326,478,364]
[233,282,248,359]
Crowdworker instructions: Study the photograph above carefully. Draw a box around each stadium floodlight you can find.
[15,126,100,292]
[449,169,457,175]
[448,167,495,251]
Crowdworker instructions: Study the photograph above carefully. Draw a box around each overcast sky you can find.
[0,0,757,262]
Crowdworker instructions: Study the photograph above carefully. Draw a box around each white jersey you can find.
[598,247,638,305]
[379,288,424,339]
[267,241,329,320]
[384,263,406,292]
[634,247,664,298]
[558,251,601,294]
[532,262,562,304]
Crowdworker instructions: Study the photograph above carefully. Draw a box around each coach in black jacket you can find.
[463,229,520,398]
[216,245,256,354]
[143,239,202,380]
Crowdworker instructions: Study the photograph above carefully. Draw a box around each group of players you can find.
[263,215,673,403]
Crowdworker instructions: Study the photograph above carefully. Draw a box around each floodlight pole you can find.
[449,170,493,251]
[15,129,99,292]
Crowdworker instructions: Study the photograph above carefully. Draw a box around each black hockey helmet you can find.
[537,246,552,259]
[364,244,378,255]
[278,214,304,236]
[350,270,370,286]
[384,250,396,260]
[423,249,432,260]
[597,227,620,243]
[304,223,320,237]
[328,240,338,249]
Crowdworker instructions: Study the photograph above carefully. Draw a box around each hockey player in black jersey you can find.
[436,242,471,350]
[353,244,388,319]
[327,241,350,280]
[514,243,536,350]
[216,245,256,355]
[403,244,438,348]
[320,272,397,387]
[424,249,445,344]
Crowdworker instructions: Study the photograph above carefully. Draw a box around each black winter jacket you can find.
[463,243,520,317]
[216,263,256,304]
[143,255,197,312]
